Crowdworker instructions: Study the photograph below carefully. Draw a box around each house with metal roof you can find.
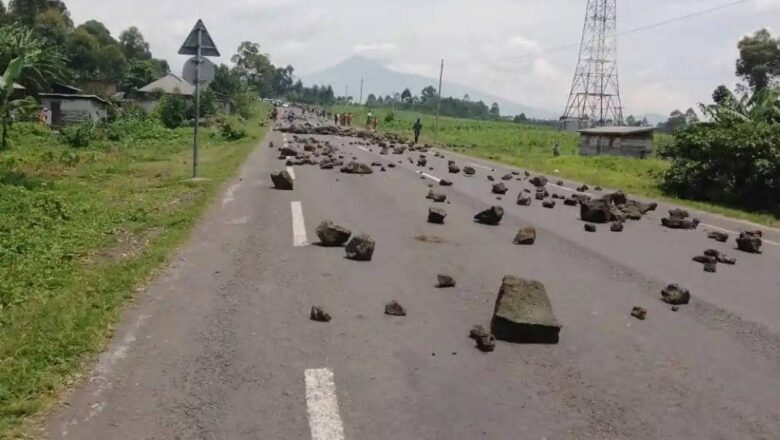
[39,93,109,126]
[135,74,195,113]
[577,126,656,158]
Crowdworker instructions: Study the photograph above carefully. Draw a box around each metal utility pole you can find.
[345,85,349,103]
[359,77,364,105]
[561,0,623,129]
[433,59,444,146]
[193,30,201,178]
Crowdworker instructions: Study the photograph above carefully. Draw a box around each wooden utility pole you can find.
[359,77,364,105]
[434,59,444,146]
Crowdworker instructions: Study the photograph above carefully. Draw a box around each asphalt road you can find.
[48,109,780,440]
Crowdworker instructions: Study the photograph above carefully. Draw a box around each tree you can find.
[736,29,780,91]
[271,64,293,96]
[121,59,157,94]
[119,26,151,61]
[684,108,699,124]
[625,115,636,126]
[513,113,527,123]
[463,94,470,101]
[231,41,275,96]
[32,7,71,47]
[420,85,437,104]
[712,84,733,106]
[9,0,70,25]
[209,63,243,100]
[365,93,377,107]
[401,88,412,103]
[0,25,67,148]
[489,102,500,118]
[155,92,189,128]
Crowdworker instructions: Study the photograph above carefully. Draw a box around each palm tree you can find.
[700,86,780,126]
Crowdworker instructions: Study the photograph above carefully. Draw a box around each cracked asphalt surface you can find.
[47,109,780,440]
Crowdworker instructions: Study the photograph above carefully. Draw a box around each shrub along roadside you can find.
[0,103,270,437]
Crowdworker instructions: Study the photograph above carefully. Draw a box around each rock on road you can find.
[48,109,780,440]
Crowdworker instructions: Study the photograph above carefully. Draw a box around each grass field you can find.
[334,105,778,227]
[0,104,270,437]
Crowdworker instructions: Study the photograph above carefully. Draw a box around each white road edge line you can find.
[286,166,296,180]
[701,223,779,246]
[357,145,369,152]
[416,170,441,183]
[305,368,345,440]
[468,162,493,171]
[291,201,309,247]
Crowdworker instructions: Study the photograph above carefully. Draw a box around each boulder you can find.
[661,216,699,230]
[463,166,476,175]
[345,234,375,261]
[661,284,690,305]
[704,261,717,273]
[491,276,561,344]
[542,199,556,209]
[340,161,373,174]
[310,306,332,322]
[530,176,548,187]
[280,147,297,156]
[474,206,504,225]
[271,171,294,190]
[668,208,690,218]
[580,199,623,223]
[576,184,589,192]
[603,191,627,206]
[469,324,490,340]
[449,165,461,174]
[535,188,549,200]
[556,180,564,186]
[620,203,643,220]
[736,230,762,253]
[610,222,624,232]
[437,274,456,288]
[476,333,496,352]
[384,300,407,316]
[439,179,453,186]
[517,193,532,206]
[513,226,537,245]
[563,198,578,206]
[630,306,647,320]
[502,174,513,181]
[428,207,447,224]
[584,223,597,232]
[492,183,508,194]
[487,175,495,182]
[316,221,352,246]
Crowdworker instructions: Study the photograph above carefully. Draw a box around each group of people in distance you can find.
[335,113,353,126]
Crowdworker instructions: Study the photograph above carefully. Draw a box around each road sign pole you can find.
[434,59,444,146]
[192,29,202,178]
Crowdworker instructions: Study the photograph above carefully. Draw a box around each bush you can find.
[219,115,247,140]
[384,112,395,123]
[156,94,189,129]
[60,120,96,148]
[233,92,256,119]
[660,121,780,212]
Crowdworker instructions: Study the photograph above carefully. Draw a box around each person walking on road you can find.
[413,118,423,144]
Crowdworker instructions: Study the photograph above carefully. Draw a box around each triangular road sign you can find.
[178,19,220,57]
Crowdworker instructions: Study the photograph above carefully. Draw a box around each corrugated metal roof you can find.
[578,126,655,135]
[39,93,110,104]
[138,74,195,96]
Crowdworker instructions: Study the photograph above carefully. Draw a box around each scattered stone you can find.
[469,325,489,340]
[280,146,297,156]
[270,171,294,190]
[345,234,375,261]
[428,207,447,224]
[492,182,508,194]
[707,231,729,242]
[511,171,519,175]
[427,191,447,202]
[563,198,578,207]
[474,206,504,225]
[513,226,537,245]
[530,176,548,187]
[581,199,623,223]
[610,222,624,232]
[388,163,396,168]
[487,175,495,182]
[417,158,427,167]
[594,186,603,191]
[542,199,556,209]
[584,223,597,232]
[463,166,476,175]
[340,161,373,174]
[310,306,331,322]
[449,165,461,174]
[437,274,456,288]
[704,261,717,273]
[671,306,680,312]
[556,180,564,186]
[316,220,352,246]
[415,234,446,243]
[576,184,589,192]
[475,333,496,352]
[603,191,628,206]
[661,284,690,305]
[630,306,647,320]
[381,167,386,172]
[517,193,532,206]
[439,179,453,186]
[502,174,513,181]
[371,161,382,167]
[384,300,407,316]
[491,275,561,344]
[736,230,763,253]
[661,215,699,230]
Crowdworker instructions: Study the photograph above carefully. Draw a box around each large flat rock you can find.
[491,275,561,344]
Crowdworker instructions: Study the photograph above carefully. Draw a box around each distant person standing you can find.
[366,112,373,128]
[334,113,339,125]
[553,142,561,157]
[413,118,422,144]
[371,115,378,131]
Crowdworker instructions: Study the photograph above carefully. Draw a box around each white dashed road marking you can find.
[357,145,369,152]
[468,162,493,171]
[416,171,441,183]
[286,166,296,180]
[305,368,345,440]
[291,201,309,247]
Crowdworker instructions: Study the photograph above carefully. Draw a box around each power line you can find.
[483,0,750,64]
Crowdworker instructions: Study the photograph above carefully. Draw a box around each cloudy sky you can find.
[66,0,780,116]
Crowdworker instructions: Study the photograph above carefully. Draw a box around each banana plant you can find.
[0,56,23,150]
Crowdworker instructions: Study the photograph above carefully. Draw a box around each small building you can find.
[135,74,194,113]
[39,93,110,126]
[578,126,655,158]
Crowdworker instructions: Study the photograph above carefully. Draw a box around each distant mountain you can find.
[300,56,558,120]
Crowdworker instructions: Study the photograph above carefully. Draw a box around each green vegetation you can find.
[336,105,778,227]
[0,103,270,437]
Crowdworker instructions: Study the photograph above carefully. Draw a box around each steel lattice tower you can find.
[561,0,624,128]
